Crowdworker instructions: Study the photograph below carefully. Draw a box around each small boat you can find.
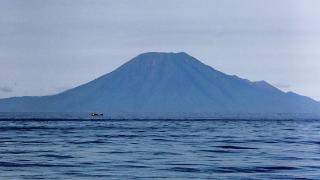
[91,112,104,117]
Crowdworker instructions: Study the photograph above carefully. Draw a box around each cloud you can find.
[273,83,291,90]
[0,86,13,93]
[54,86,70,93]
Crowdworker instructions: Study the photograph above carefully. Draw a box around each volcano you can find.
[0,52,319,117]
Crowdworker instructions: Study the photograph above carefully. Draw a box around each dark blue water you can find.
[0,120,320,179]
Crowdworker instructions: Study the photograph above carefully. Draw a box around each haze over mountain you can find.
[0,52,320,115]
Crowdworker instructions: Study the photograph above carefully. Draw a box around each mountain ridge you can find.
[0,52,320,115]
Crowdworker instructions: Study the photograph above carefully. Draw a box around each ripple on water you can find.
[0,161,78,168]
[213,145,258,149]
[0,119,320,179]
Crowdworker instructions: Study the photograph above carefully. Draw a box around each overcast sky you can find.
[0,0,320,100]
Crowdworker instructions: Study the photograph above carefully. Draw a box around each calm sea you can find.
[0,119,320,179]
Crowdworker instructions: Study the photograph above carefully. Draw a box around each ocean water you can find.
[0,119,320,179]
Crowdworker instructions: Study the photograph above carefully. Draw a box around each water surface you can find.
[0,119,320,179]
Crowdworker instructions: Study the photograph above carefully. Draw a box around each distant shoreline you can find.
[1,112,320,121]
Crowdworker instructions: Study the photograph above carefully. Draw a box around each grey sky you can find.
[0,0,320,100]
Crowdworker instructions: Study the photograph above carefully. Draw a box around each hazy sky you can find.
[1,0,320,100]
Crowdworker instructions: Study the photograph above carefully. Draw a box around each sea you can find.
[0,119,320,179]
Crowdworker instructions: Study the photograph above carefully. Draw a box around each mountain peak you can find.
[138,51,190,57]
[133,52,195,62]
[121,52,201,71]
